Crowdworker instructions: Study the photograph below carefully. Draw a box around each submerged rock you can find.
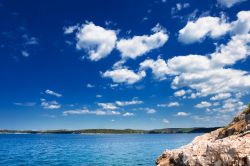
[156,106,250,166]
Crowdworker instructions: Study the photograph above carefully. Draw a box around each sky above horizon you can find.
[0,0,250,130]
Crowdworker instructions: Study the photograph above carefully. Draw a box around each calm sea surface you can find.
[0,133,201,166]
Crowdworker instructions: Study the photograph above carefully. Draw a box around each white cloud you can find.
[195,101,212,108]
[145,108,156,114]
[64,25,78,34]
[63,108,120,116]
[141,34,250,99]
[231,11,250,35]
[97,103,118,110]
[174,90,186,97]
[116,25,168,59]
[140,58,170,80]
[108,111,121,115]
[63,109,91,116]
[192,115,211,121]
[176,3,190,10]
[123,112,134,117]
[171,3,190,15]
[178,11,250,44]
[109,84,119,89]
[212,98,247,113]
[172,68,250,97]
[162,118,170,124]
[96,94,102,98]
[21,50,29,57]
[45,89,62,97]
[103,68,146,84]
[115,99,143,106]
[217,0,247,8]
[13,102,36,106]
[210,93,231,100]
[167,102,180,107]
[112,59,126,69]
[157,102,180,108]
[138,11,250,115]
[74,22,117,61]
[176,112,190,116]
[23,35,39,45]
[141,55,211,80]
[211,34,250,67]
[168,55,211,74]
[41,99,61,109]
[213,102,220,106]
[178,16,230,44]
[86,83,95,88]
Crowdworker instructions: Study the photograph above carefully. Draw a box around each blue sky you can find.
[0,0,250,130]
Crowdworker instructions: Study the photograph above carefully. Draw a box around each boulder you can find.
[156,106,250,166]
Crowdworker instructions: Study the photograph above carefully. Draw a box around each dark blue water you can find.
[0,133,201,166]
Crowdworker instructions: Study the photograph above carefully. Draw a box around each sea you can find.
[0,133,201,166]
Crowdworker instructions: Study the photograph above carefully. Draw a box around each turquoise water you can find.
[0,133,200,166]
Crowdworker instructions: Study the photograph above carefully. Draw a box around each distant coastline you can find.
[0,127,220,134]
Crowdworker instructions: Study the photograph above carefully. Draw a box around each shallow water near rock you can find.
[0,133,200,166]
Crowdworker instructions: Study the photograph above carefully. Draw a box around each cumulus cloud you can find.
[210,93,231,101]
[175,3,190,11]
[22,34,39,45]
[123,112,134,116]
[195,101,212,108]
[176,112,190,116]
[97,103,118,110]
[63,109,93,116]
[211,98,247,113]
[174,90,186,97]
[21,50,29,57]
[168,55,211,74]
[171,3,190,15]
[158,102,180,107]
[45,89,62,97]
[217,0,247,8]
[145,108,156,114]
[140,55,212,80]
[86,83,95,88]
[211,34,250,67]
[140,58,170,80]
[67,22,117,61]
[178,16,230,44]
[172,68,250,97]
[96,94,102,98]
[115,99,143,106]
[63,108,120,116]
[231,11,250,35]
[116,24,168,59]
[63,25,79,34]
[141,33,250,102]
[168,102,180,107]
[102,68,146,84]
[41,99,61,109]
[178,11,250,44]
[110,84,119,88]
[162,118,170,124]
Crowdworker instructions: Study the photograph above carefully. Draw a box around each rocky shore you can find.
[156,106,250,166]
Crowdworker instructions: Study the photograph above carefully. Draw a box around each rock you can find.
[156,106,250,166]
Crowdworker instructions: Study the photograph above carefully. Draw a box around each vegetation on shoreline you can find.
[0,127,220,134]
